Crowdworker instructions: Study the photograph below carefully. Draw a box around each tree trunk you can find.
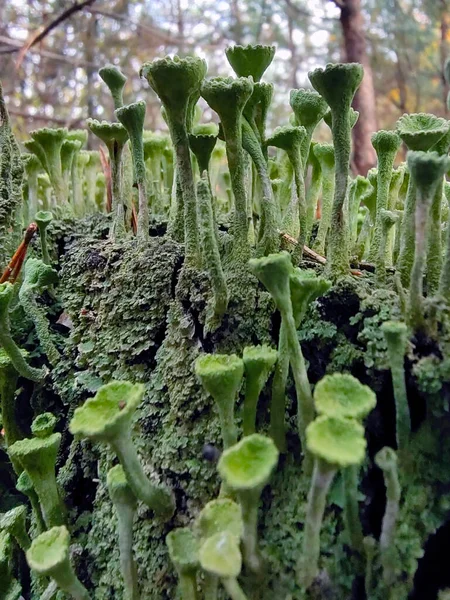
[440,0,449,115]
[338,0,377,176]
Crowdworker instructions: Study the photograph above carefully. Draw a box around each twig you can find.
[279,230,364,276]
[0,35,97,67]
[6,108,83,127]
[16,0,98,69]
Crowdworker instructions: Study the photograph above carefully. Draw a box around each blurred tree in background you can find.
[0,0,448,173]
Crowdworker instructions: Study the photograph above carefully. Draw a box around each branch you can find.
[332,0,346,8]
[282,0,310,17]
[6,108,83,127]
[0,35,97,68]
[16,0,98,69]
[84,6,177,44]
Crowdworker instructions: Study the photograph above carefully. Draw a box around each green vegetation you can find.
[1,41,450,600]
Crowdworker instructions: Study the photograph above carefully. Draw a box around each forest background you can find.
[0,0,448,175]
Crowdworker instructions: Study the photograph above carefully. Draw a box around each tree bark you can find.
[440,0,449,114]
[336,0,377,176]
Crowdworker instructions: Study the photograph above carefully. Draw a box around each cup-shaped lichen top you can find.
[86,119,129,150]
[244,82,274,126]
[381,320,408,350]
[290,89,328,130]
[31,412,57,438]
[201,76,254,130]
[188,133,217,173]
[35,210,53,231]
[308,63,363,112]
[21,258,58,292]
[243,345,278,388]
[289,269,331,327]
[266,125,307,156]
[22,152,42,176]
[99,64,127,110]
[218,434,279,491]
[0,505,30,549]
[225,44,275,82]
[141,55,207,115]
[314,373,376,421]
[195,498,244,544]
[26,525,69,575]
[407,150,450,194]
[195,354,244,410]
[371,129,402,157]
[8,432,61,478]
[61,139,82,177]
[66,129,88,147]
[306,415,366,468]
[69,381,145,443]
[375,445,398,472]
[313,143,335,171]
[106,464,137,508]
[30,127,67,161]
[167,528,199,576]
[396,114,449,151]
[248,251,293,315]
[199,530,242,578]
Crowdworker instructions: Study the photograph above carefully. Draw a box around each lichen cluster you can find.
[1,44,450,600]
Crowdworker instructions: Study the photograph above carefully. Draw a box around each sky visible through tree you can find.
[0,0,448,148]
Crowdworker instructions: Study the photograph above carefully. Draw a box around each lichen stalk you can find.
[197,173,228,326]
[299,457,336,587]
[270,321,289,453]
[115,102,149,242]
[309,63,363,278]
[0,283,44,383]
[312,144,335,256]
[107,466,140,600]
[304,145,322,245]
[241,119,279,255]
[407,151,450,330]
[381,321,410,450]
[342,465,364,555]
[375,448,401,586]
[8,433,67,528]
[369,131,401,262]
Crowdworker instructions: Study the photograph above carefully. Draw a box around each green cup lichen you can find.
[8,432,66,528]
[381,321,410,450]
[70,380,175,518]
[99,64,127,111]
[115,102,149,241]
[19,258,59,366]
[375,447,401,586]
[298,415,367,589]
[34,210,53,265]
[0,282,45,383]
[218,434,278,573]
[16,470,46,534]
[0,505,31,551]
[225,44,275,82]
[107,464,140,600]
[26,526,89,600]
[195,353,244,449]
[242,344,277,437]
[167,527,199,600]
[309,63,363,278]
[199,530,248,600]
[31,412,57,438]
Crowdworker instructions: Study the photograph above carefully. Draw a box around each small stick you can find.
[279,230,363,276]
[0,223,37,283]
